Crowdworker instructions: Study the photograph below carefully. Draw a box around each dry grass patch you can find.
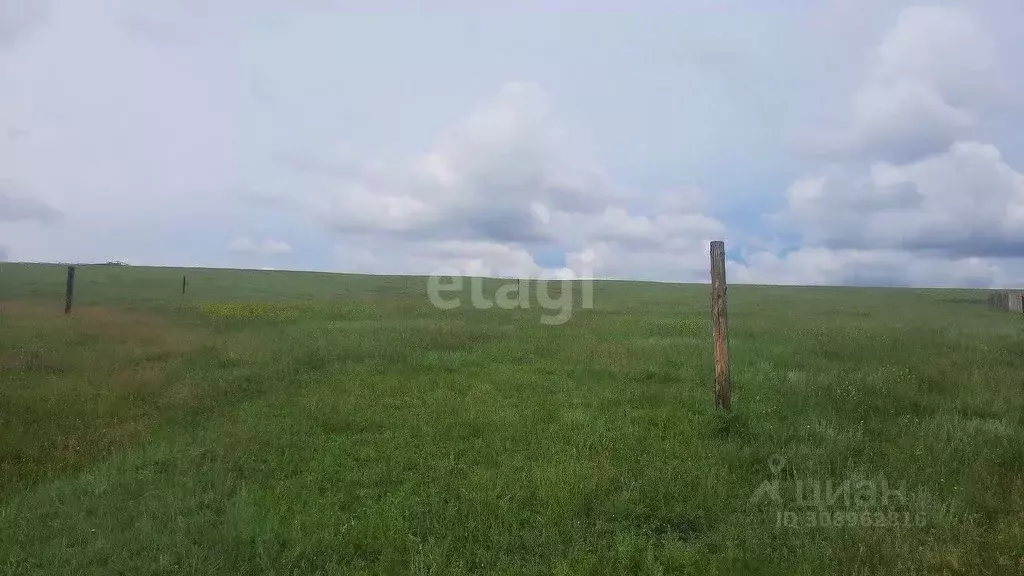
[0,300,208,494]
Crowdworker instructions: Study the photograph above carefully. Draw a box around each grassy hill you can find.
[1,262,1022,574]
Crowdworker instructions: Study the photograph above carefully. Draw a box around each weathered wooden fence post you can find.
[988,290,1024,312]
[710,241,731,412]
[182,275,187,295]
[1011,292,1024,313]
[64,265,76,314]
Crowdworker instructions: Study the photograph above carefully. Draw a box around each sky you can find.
[2,0,1023,287]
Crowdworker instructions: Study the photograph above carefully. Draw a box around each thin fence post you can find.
[182,275,187,295]
[710,241,731,412]
[64,265,76,314]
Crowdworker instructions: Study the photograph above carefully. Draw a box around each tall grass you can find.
[1,263,1022,574]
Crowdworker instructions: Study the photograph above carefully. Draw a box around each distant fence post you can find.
[182,275,187,295]
[710,241,731,412]
[64,266,76,314]
[988,290,1024,313]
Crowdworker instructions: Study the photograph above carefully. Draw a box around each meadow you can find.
[1,262,1022,575]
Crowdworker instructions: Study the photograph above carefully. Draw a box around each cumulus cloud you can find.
[2,1,1021,288]
[119,0,212,46]
[872,6,996,102]
[0,0,48,48]
[783,141,1024,258]
[563,241,713,283]
[764,5,1024,288]
[732,247,1017,288]
[307,82,726,280]
[335,238,570,279]
[826,6,997,164]
[542,205,725,253]
[227,237,292,255]
[290,7,1022,288]
[303,82,614,244]
[0,182,60,223]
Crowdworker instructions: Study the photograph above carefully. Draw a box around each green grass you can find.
[2,262,1023,575]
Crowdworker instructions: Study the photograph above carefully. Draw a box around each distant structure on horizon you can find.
[988,290,1024,313]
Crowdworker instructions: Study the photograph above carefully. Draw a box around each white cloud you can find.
[307,81,727,281]
[263,240,292,255]
[0,0,48,48]
[334,238,550,279]
[848,80,975,163]
[826,6,998,164]
[872,5,996,100]
[0,181,60,223]
[564,241,711,283]
[760,5,1024,288]
[1,2,1022,287]
[227,237,292,255]
[545,205,725,252]
[733,247,1024,289]
[226,237,256,252]
[301,82,615,244]
[782,141,1024,257]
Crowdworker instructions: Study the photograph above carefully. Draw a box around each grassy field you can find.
[1,262,1023,575]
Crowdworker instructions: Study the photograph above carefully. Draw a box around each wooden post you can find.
[64,266,76,314]
[710,241,731,412]
[182,275,187,295]
[997,291,1011,311]
[1011,292,1024,313]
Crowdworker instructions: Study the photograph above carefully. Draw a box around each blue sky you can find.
[2,0,1024,286]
